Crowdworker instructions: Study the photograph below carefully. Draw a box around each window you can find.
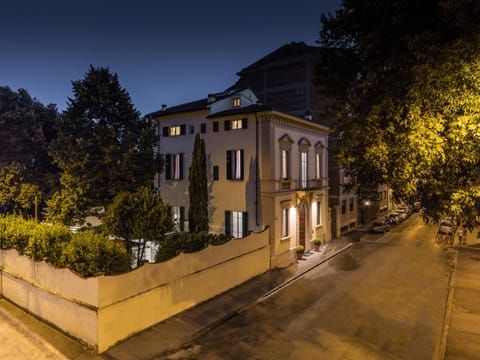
[200,123,206,133]
[282,207,289,238]
[314,142,324,180]
[171,206,185,232]
[189,125,194,134]
[233,97,241,107]
[281,149,290,180]
[213,165,219,180]
[165,153,183,180]
[163,125,186,137]
[225,118,248,131]
[315,152,322,179]
[300,151,308,189]
[226,149,244,180]
[225,211,248,238]
[316,201,322,226]
[213,121,219,132]
[349,198,354,212]
[341,199,347,214]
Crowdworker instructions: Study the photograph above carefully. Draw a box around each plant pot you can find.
[296,252,304,260]
[314,244,320,251]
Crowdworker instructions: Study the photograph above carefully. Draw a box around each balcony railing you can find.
[262,177,329,193]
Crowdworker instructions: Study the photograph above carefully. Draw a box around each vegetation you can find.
[0,87,59,217]
[0,216,130,277]
[155,232,230,262]
[103,187,175,267]
[188,133,209,233]
[316,0,480,222]
[46,66,161,225]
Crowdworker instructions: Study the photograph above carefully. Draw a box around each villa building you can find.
[148,88,330,268]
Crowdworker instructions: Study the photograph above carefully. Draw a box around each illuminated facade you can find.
[149,88,330,268]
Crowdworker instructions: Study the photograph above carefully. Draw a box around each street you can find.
[172,214,453,359]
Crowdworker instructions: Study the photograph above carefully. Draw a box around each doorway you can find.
[298,203,306,247]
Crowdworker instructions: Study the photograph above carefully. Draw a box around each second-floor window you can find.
[165,153,183,180]
[226,149,244,180]
[315,152,322,179]
[281,149,290,180]
[233,97,241,107]
[300,151,308,189]
[163,125,186,137]
[225,118,248,130]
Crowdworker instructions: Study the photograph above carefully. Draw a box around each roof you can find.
[147,98,208,117]
[236,42,325,77]
[206,104,273,119]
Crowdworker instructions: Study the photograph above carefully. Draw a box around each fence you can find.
[0,229,270,352]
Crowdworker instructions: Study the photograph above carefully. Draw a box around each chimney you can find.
[161,104,167,111]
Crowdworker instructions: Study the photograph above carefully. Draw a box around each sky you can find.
[1,0,341,115]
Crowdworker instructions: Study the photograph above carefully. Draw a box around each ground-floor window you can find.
[171,206,185,232]
[316,200,322,226]
[282,207,289,238]
[225,210,248,238]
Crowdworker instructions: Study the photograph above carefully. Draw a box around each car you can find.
[436,228,452,245]
[439,219,454,235]
[370,220,390,233]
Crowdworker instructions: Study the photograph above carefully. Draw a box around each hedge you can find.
[155,232,231,262]
[0,216,130,277]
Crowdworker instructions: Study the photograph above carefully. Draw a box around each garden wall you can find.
[0,229,270,352]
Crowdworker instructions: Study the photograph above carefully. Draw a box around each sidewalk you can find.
[442,235,480,359]
[0,235,354,360]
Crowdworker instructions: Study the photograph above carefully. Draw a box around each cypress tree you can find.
[188,133,208,232]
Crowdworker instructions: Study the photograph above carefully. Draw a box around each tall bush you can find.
[61,232,131,277]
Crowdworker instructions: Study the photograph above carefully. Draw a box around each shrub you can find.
[24,223,72,266]
[1,216,36,254]
[296,245,305,253]
[155,236,179,262]
[61,231,131,277]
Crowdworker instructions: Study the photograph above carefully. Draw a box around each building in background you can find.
[149,88,330,268]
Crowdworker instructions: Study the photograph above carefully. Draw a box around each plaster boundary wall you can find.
[0,229,270,352]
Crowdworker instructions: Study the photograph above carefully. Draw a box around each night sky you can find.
[1,0,341,115]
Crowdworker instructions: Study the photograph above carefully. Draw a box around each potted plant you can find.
[313,238,322,251]
[296,245,305,260]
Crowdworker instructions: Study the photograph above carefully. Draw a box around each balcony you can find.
[263,177,329,193]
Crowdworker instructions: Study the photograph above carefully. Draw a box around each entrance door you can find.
[298,203,306,247]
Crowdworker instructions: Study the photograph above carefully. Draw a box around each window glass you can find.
[282,207,289,238]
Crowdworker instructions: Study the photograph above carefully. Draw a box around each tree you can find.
[0,87,59,217]
[316,0,480,222]
[188,133,209,233]
[103,187,174,267]
[47,66,161,224]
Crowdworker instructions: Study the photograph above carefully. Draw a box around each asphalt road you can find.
[174,215,453,359]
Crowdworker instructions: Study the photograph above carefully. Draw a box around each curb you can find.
[258,242,354,302]
[437,249,458,360]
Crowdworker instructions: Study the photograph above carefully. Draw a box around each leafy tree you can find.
[0,87,59,216]
[316,0,480,222]
[188,133,209,232]
[103,186,174,267]
[47,66,161,224]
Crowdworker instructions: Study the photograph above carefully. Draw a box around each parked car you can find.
[439,219,454,235]
[370,220,390,233]
[436,228,453,245]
